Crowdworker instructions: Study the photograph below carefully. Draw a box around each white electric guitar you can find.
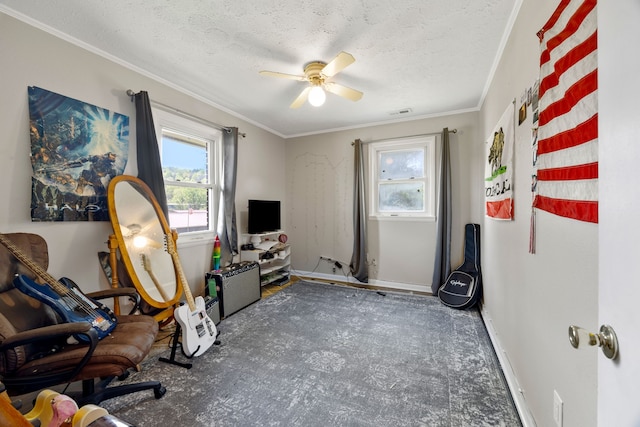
[165,236,217,357]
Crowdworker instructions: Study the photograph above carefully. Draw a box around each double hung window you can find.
[368,136,436,219]
[153,108,221,239]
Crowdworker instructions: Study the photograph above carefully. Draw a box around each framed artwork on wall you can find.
[484,102,515,220]
[28,86,129,221]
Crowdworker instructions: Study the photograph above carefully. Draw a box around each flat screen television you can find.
[247,199,281,234]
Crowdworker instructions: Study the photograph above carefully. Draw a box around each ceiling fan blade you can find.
[325,82,363,102]
[321,51,355,77]
[290,86,312,108]
[259,70,307,81]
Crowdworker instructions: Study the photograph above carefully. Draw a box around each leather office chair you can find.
[0,232,166,406]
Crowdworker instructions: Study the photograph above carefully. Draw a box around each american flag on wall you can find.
[533,0,598,223]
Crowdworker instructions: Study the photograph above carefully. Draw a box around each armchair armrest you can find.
[87,288,141,315]
[0,322,99,382]
[0,322,96,352]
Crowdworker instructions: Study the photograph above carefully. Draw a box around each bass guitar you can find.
[0,234,117,341]
[165,235,217,357]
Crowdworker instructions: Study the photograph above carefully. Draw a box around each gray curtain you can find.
[349,139,368,283]
[133,91,168,219]
[431,128,452,294]
[217,127,239,266]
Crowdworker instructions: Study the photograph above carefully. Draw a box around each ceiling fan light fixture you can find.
[308,86,326,107]
[261,51,360,108]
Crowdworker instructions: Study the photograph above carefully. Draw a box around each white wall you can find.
[0,13,287,297]
[286,112,478,290]
[478,1,598,426]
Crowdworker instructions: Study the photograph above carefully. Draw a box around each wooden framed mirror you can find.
[107,175,182,321]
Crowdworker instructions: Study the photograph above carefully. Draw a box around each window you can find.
[153,108,221,239]
[368,136,436,219]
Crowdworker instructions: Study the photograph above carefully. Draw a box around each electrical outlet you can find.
[553,390,563,427]
[320,256,332,262]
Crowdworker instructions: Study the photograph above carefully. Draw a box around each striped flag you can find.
[533,0,598,223]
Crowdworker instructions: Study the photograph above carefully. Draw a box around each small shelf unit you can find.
[240,231,290,286]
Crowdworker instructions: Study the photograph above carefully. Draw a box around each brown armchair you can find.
[0,232,165,406]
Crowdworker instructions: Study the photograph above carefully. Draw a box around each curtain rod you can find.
[125,89,246,138]
[351,128,457,146]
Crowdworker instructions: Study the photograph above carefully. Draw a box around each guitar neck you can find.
[141,254,172,302]
[0,234,66,294]
[165,235,196,312]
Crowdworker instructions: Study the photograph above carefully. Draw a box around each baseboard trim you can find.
[480,304,537,427]
[292,271,431,295]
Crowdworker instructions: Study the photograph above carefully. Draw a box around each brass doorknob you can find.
[568,324,618,360]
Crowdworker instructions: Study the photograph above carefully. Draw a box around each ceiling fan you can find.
[260,51,363,108]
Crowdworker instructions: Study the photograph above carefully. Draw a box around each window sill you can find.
[175,231,217,248]
[369,215,436,222]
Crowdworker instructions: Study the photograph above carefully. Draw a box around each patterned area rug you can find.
[103,281,521,426]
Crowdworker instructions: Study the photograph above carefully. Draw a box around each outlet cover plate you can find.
[553,390,563,427]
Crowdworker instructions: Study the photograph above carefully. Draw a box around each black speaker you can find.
[205,262,260,318]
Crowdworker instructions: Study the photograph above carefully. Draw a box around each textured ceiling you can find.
[0,1,519,138]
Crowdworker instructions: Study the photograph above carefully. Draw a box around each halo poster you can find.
[485,102,515,220]
[28,86,129,221]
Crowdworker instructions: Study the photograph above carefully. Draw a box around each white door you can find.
[598,2,640,425]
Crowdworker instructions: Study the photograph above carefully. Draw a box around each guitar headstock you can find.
[164,234,176,256]
[162,231,195,307]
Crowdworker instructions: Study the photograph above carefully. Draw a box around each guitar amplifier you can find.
[204,296,221,325]
[205,261,260,318]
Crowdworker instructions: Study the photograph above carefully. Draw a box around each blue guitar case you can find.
[438,223,482,309]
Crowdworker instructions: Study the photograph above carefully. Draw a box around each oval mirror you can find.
[107,175,182,311]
